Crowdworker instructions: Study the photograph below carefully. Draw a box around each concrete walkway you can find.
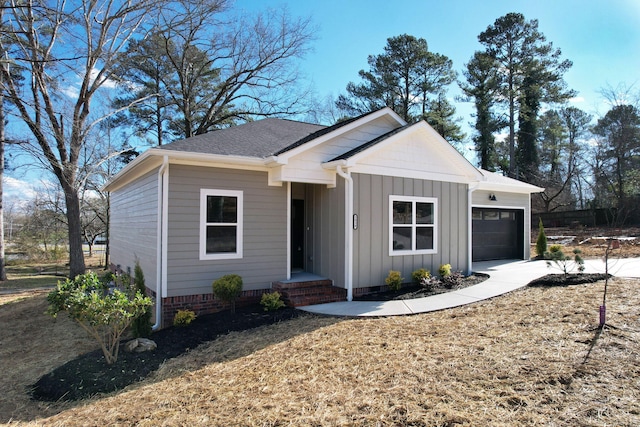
[299,258,640,317]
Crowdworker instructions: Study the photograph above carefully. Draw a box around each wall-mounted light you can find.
[353,214,358,230]
[489,194,497,201]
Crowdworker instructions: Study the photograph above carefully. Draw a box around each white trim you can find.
[153,156,169,330]
[161,163,169,296]
[199,189,244,260]
[286,182,291,280]
[389,195,438,256]
[337,165,354,301]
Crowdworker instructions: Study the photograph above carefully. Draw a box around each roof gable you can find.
[325,121,483,184]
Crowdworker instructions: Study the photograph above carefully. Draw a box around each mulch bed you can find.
[31,272,610,403]
[354,273,489,301]
[528,273,611,287]
[31,305,301,402]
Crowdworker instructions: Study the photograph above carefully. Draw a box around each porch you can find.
[272,272,347,307]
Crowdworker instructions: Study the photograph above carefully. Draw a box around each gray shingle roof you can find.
[157,118,326,158]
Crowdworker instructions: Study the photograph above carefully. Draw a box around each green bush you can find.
[173,309,197,327]
[411,268,431,284]
[46,272,153,365]
[212,274,243,313]
[536,218,547,258]
[438,263,452,278]
[260,291,286,311]
[385,270,403,291]
[131,261,153,338]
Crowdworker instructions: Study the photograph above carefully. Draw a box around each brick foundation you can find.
[160,289,267,328]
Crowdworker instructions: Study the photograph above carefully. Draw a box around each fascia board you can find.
[476,180,545,194]
[104,148,268,192]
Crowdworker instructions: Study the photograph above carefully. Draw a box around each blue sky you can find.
[237,0,639,122]
[5,0,639,207]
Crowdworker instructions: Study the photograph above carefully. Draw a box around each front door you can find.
[291,199,305,271]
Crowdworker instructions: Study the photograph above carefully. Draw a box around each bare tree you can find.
[0,0,164,277]
[113,0,316,141]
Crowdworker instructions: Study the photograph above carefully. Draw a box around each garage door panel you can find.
[472,208,524,261]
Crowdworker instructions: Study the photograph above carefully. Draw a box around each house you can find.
[105,108,543,327]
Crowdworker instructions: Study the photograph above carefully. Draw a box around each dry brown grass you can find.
[3,278,640,426]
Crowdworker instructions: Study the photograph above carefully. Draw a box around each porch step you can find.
[272,279,347,307]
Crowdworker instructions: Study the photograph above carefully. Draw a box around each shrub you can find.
[261,291,286,311]
[442,271,463,289]
[173,309,197,327]
[131,261,153,338]
[545,246,585,276]
[46,272,153,365]
[536,218,547,258]
[212,274,243,313]
[411,268,430,284]
[438,263,452,278]
[385,270,403,291]
[420,275,439,292]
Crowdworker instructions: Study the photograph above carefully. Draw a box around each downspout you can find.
[467,182,480,275]
[336,164,354,301]
[152,156,169,330]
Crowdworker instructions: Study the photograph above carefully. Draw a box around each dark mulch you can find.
[31,305,301,402]
[528,273,611,287]
[354,273,489,301]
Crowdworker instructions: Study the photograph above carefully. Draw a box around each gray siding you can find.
[353,173,469,288]
[310,181,346,287]
[166,165,287,297]
[472,189,532,259]
[110,169,159,287]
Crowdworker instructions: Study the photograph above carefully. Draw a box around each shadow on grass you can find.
[16,305,341,423]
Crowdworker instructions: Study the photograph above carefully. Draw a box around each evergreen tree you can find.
[337,34,458,131]
[461,51,505,170]
[478,13,574,178]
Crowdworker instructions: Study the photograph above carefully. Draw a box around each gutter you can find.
[152,156,169,330]
[467,181,480,276]
[336,164,354,301]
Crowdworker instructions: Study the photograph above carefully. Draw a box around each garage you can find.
[472,207,524,261]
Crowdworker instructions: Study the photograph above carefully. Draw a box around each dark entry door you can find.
[291,199,305,270]
[472,208,524,261]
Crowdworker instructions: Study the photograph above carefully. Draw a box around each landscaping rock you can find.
[125,338,157,353]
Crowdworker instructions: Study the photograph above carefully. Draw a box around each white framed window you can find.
[200,189,243,260]
[389,195,437,256]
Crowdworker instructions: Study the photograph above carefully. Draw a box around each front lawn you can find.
[1,276,639,426]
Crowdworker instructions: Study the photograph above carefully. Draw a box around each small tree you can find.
[536,217,548,258]
[47,272,153,365]
[131,261,153,338]
[212,274,243,313]
[545,246,585,277]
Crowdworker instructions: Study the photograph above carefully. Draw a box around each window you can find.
[200,189,243,260]
[389,195,437,255]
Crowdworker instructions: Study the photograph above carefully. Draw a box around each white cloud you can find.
[569,96,585,104]
[3,177,38,210]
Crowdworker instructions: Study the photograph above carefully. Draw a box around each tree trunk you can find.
[64,186,86,278]
[0,63,7,282]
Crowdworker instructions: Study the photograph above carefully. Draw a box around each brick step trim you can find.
[272,279,346,307]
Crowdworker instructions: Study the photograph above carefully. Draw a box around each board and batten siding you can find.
[472,189,532,259]
[166,165,287,297]
[110,169,159,287]
[352,173,469,288]
[309,180,346,287]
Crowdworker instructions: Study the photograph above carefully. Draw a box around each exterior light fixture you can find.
[489,194,497,201]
